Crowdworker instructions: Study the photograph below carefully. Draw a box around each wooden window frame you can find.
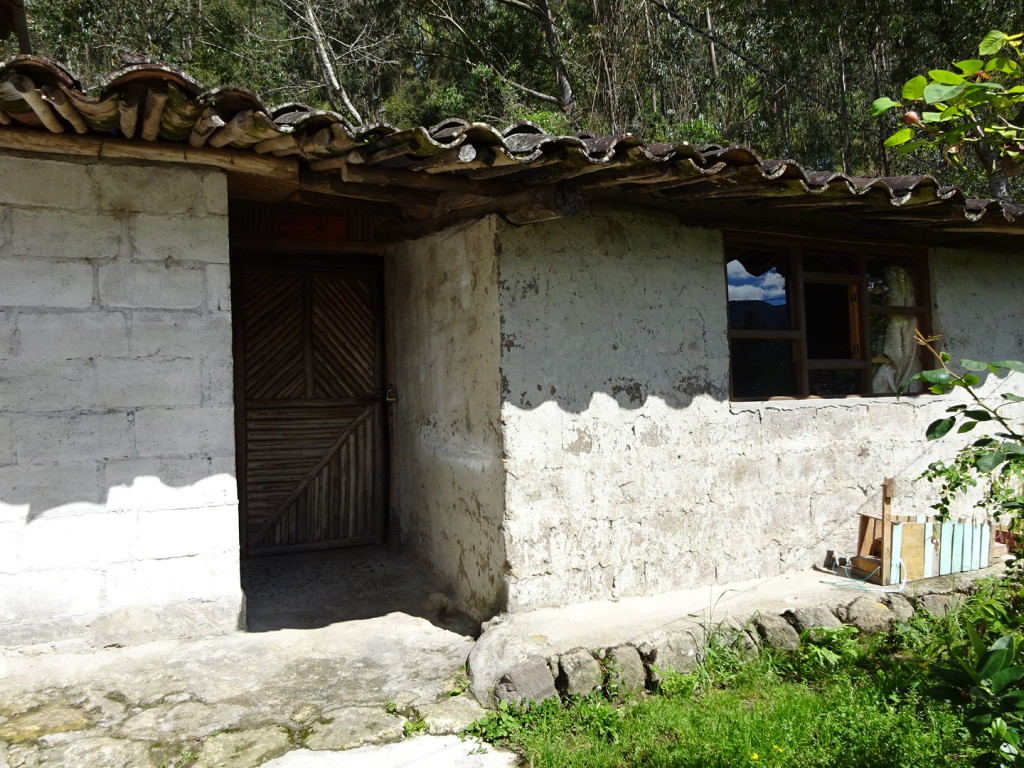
[725,234,932,401]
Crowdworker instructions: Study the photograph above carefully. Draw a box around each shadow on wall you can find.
[0,457,235,524]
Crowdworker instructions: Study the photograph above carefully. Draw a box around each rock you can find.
[304,707,404,750]
[605,645,645,696]
[646,627,703,674]
[752,613,800,652]
[193,726,292,768]
[118,702,245,741]
[839,598,895,634]
[917,593,964,617]
[0,706,90,743]
[36,737,155,768]
[884,593,915,623]
[494,657,558,705]
[289,704,321,725]
[556,650,602,697]
[415,696,487,735]
[720,617,759,654]
[783,606,841,633]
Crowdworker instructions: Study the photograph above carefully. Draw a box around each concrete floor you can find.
[241,546,480,637]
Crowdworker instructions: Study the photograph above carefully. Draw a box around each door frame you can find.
[230,248,390,559]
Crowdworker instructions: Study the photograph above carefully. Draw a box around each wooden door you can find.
[235,257,386,557]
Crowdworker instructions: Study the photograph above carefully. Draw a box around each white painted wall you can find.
[0,153,241,647]
[387,219,507,621]
[496,211,1024,612]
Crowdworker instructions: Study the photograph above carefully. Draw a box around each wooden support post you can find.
[880,477,894,586]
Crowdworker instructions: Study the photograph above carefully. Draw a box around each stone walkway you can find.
[0,613,506,767]
[0,560,1000,767]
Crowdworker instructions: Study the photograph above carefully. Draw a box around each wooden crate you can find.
[847,478,995,586]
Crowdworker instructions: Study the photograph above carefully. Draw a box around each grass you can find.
[463,584,1024,768]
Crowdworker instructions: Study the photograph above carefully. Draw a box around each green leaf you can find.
[919,369,953,385]
[961,359,990,371]
[893,139,930,155]
[989,666,1024,694]
[957,421,978,433]
[929,69,965,85]
[920,111,945,123]
[980,30,1010,56]
[870,97,902,116]
[926,417,956,440]
[979,635,1019,679]
[993,361,1024,373]
[1002,393,1024,402]
[946,404,967,412]
[986,56,1021,74]
[976,449,1007,472]
[924,82,966,103]
[883,128,915,148]
[902,75,927,100]
[954,59,985,75]
[963,410,993,421]
[963,374,981,386]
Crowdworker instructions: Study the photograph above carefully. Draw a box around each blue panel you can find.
[971,524,984,570]
[890,523,904,584]
[952,524,965,573]
[981,524,992,567]
[939,522,954,575]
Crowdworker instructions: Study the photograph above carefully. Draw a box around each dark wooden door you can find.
[236,257,386,557]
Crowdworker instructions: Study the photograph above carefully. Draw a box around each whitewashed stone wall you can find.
[387,219,507,621]
[496,211,1024,612]
[0,153,241,647]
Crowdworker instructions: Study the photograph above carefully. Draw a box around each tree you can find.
[872,29,1024,200]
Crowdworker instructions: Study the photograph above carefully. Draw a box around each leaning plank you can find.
[0,126,300,180]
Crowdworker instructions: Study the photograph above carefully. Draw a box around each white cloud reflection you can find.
[726,260,786,303]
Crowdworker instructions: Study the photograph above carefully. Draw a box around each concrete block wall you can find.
[0,153,241,647]
[495,211,1024,613]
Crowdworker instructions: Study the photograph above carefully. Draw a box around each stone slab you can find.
[260,736,517,768]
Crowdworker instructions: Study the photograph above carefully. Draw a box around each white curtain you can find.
[871,267,920,394]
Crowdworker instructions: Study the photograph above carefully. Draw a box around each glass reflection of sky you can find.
[726,260,787,305]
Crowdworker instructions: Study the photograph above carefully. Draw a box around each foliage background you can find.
[4,0,1024,195]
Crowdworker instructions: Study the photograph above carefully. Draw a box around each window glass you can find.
[804,282,855,359]
[809,369,860,396]
[867,257,916,306]
[727,255,791,331]
[730,339,796,398]
[870,313,922,394]
[726,240,927,399]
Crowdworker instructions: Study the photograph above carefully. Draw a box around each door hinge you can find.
[385,385,398,403]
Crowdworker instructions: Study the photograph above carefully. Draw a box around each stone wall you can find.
[496,210,1024,613]
[0,153,241,647]
[387,218,507,621]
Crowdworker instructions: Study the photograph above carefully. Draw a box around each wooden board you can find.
[235,256,386,556]
[898,522,927,581]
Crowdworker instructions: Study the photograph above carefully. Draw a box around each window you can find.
[725,237,930,399]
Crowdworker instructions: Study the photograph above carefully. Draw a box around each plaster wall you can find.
[0,153,241,647]
[496,211,1024,612]
[387,218,506,621]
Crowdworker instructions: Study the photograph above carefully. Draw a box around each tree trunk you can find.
[534,0,576,117]
[302,0,363,126]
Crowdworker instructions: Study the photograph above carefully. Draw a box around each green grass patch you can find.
[465,581,1024,768]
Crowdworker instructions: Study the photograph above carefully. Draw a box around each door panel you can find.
[237,259,385,556]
